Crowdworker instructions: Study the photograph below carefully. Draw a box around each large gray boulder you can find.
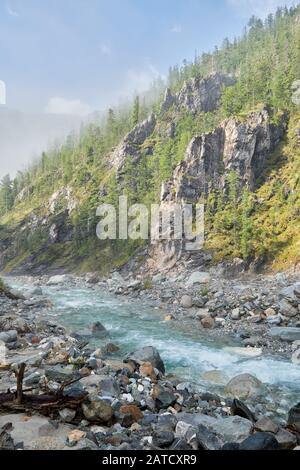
[125,346,165,374]
[269,327,300,342]
[224,373,265,399]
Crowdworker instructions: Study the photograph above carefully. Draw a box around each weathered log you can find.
[0,364,86,417]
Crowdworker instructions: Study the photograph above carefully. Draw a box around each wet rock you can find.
[26,286,43,297]
[101,343,120,355]
[291,349,300,365]
[225,374,265,399]
[270,327,300,342]
[239,432,279,450]
[288,402,300,432]
[202,370,229,385]
[255,416,279,434]
[82,396,114,423]
[91,321,108,337]
[125,346,165,374]
[180,295,193,308]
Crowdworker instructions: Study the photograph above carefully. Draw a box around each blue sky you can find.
[0,0,298,114]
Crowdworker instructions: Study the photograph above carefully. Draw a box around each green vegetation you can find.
[0,5,300,273]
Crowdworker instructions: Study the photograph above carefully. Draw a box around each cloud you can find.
[171,23,182,33]
[6,4,19,17]
[99,42,112,56]
[45,97,92,116]
[121,62,166,97]
[226,0,298,18]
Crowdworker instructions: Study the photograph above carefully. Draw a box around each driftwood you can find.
[0,363,86,417]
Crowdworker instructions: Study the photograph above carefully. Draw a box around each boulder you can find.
[125,346,165,374]
[186,272,210,287]
[82,396,114,423]
[278,299,298,317]
[270,327,300,342]
[98,376,120,397]
[239,432,279,450]
[45,365,77,383]
[225,373,265,399]
[180,295,193,309]
[213,416,253,443]
[91,321,108,337]
[201,316,215,329]
[197,424,223,450]
[202,370,229,385]
[255,416,279,434]
[0,330,17,344]
[275,428,297,449]
[47,275,69,286]
[152,384,176,409]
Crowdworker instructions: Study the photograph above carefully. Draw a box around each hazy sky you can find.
[1,0,297,114]
[0,0,298,178]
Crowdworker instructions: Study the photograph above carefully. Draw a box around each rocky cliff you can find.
[162,107,287,205]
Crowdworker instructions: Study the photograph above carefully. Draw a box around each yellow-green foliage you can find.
[205,113,300,269]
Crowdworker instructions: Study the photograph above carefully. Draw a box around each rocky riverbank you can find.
[0,273,300,450]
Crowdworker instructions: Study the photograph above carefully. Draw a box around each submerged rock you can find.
[225,374,265,399]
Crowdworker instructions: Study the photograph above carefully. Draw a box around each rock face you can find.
[161,73,236,115]
[162,107,287,204]
[109,113,156,175]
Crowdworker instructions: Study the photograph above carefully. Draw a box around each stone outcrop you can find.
[160,73,236,115]
[162,107,287,204]
[110,73,235,179]
[109,113,156,175]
